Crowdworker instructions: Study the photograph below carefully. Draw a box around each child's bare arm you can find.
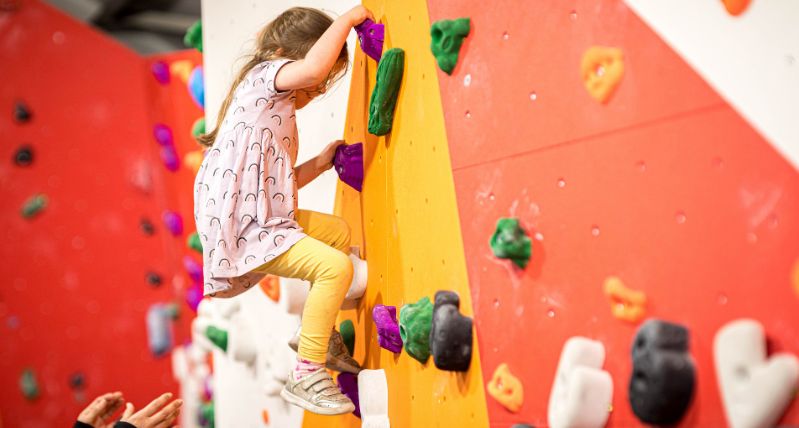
[274,6,375,91]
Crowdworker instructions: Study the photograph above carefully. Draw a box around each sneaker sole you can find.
[280,388,356,416]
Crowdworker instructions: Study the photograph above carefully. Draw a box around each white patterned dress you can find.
[194,59,304,298]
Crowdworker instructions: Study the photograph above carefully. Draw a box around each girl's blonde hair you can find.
[197,7,349,147]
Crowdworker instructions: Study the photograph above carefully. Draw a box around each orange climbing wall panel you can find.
[303,0,491,427]
[427,0,799,427]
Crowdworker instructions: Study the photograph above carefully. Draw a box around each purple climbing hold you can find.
[337,372,361,418]
[162,211,183,236]
[185,282,204,313]
[153,123,174,146]
[151,61,170,85]
[373,305,403,353]
[354,19,384,62]
[161,145,180,172]
[183,255,203,281]
[334,143,364,192]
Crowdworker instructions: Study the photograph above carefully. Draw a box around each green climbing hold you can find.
[368,48,405,136]
[206,325,228,351]
[201,401,215,428]
[430,18,471,75]
[188,232,203,254]
[184,20,203,52]
[21,194,47,219]
[490,218,532,268]
[192,117,206,139]
[399,296,433,364]
[19,367,40,401]
[340,319,355,356]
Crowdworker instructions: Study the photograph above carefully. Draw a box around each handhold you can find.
[354,18,384,62]
[185,282,203,312]
[373,305,402,353]
[399,296,433,364]
[548,337,613,428]
[262,409,269,424]
[604,276,646,323]
[722,0,751,15]
[715,319,799,428]
[184,150,204,173]
[258,275,280,302]
[487,363,523,413]
[184,20,203,52]
[69,372,85,389]
[162,211,183,236]
[490,218,532,268]
[512,425,535,428]
[630,319,695,425]
[146,272,162,287]
[19,368,40,401]
[153,123,174,146]
[170,60,193,84]
[161,144,180,172]
[21,194,48,219]
[342,247,368,309]
[229,312,256,364]
[340,319,356,356]
[201,401,215,428]
[140,218,155,235]
[151,61,170,84]
[14,102,31,123]
[192,117,206,138]
[13,145,33,166]
[430,290,473,371]
[146,303,174,356]
[183,255,203,281]
[206,325,228,351]
[430,18,471,75]
[368,48,404,136]
[358,369,390,428]
[334,143,364,192]
[581,46,625,103]
[188,232,203,254]
[337,372,361,418]
[188,65,205,110]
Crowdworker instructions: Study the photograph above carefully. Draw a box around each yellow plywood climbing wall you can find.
[302,0,491,427]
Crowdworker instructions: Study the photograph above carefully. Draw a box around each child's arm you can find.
[274,6,375,91]
[295,140,345,189]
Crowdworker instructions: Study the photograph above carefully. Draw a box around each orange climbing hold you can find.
[581,46,625,103]
[259,275,280,302]
[487,363,523,413]
[604,276,647,323]
[721,0,751,16]
[262,409,269,424]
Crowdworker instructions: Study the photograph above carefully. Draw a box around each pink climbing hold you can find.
[162,211,183,236]
[185,282,204,312]
[153,123,174,146]
[373,305,403,353]
[354,19,384,62]
[183,255,203,281]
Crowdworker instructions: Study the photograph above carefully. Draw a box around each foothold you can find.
[69,372,85,389]
[206,325,228,352]
[192,117,206,139]
[162,211,183,236]
[13,145,33,166]
[146,272,162,287]
[604,276,647,323]
[151,61,170,84]
[153,123,174,146]
[511,425,536,428]
[188,65,205,110]
[184,150,204,173]
[715,319,799,428]
[430,18,471,75]
[630,319,695,425]
[262,409,269,424]
[337,372,361,418]
[140,218,155,235]
[161,144,180,172]
[183,255,203,281]
[188,232,203,254]
[13,102,31,123]
[258,275,280,302]
[21,194,48,219]
[548,337,613,428]
[342,247,368,309]
[399,296,433,364]
[170,60,193,84]
[201,401,215,428]
[340,319,356,357]
[722,0,751,15]
[354,18,384,62]
[334,143,364,192]
[19,368,40,401]
[358,369,390,428]
[490,218,532,268]
[229,312,256,364]
[581,46,625,103]
[487,363,523,413]
[430,291,473,371]
[373,305,402,353]
[185,282,203,312]
[368,48,404,136]
[184,20,203,52]
[146,303,174,356]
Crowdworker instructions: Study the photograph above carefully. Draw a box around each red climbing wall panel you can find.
[0,2,202,426]
[427,0,799,427]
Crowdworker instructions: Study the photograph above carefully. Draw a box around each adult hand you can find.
[77,392,125,428]
[317,140,346,171]
[345,5,375,26]
[120,393,182,428]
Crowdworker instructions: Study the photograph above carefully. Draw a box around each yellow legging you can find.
[253,209,353,363]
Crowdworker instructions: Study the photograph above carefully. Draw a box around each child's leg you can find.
[295,209,351,254]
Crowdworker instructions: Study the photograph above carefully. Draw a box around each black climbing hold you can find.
[140,218,155,235]
[429,290,473,372]
[14,102,31,123]
[68,372,85,389]
[146,272,162,287]
[13,145,33,166]
[629,319,695,425]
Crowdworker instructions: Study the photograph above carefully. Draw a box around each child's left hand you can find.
[317,140,347,170]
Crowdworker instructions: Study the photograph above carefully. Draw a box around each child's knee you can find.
[322,251,353,285]
[332,216,351,249]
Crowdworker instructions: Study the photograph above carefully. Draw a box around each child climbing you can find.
[193,6,375,415]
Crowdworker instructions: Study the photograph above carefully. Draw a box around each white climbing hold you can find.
[548,337,613,428]
[228,312,257,364]
[342,246,368,310]
[714,319,799,428]
[359,369,390,428]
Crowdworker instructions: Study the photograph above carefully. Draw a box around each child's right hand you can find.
[344,5,375,27]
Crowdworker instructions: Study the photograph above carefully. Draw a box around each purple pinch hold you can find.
[334,142,364,192]
[151,61,171,85]
[336,372,361,418]
[354,19,385,62]
[160,145,180,172]
[183,255,203,281]
[373,305,403,353]
[162,210,183,236]
[185,282,204,313]
[153,123,174,146]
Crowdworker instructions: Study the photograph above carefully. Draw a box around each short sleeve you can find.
[252,59,295,99]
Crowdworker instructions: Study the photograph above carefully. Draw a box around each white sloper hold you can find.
[359,369,390,428]
[228,312,257,364]
[342,246,368,310]
[714,319,799,428]
[548,337,614,428]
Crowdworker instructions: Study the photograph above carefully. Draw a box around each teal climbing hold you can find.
[188,232,203,254]
[490,218,532,268]
[206,326,228,351]
[192,117,206,139]
[399,296,433,364]
[184,20,203,52]
[340,319,355,356]
[430,18,471,75]
[368,48,404,136]
[19,367,40,401]
[21,194,47,219]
